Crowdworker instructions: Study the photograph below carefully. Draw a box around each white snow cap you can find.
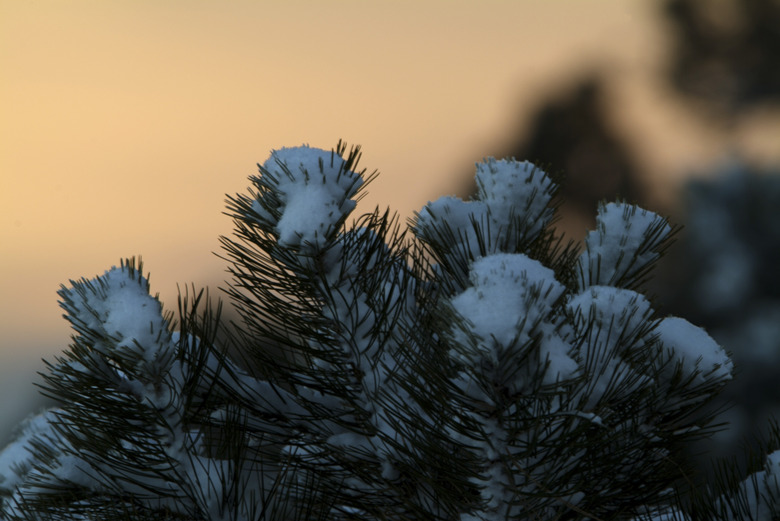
[578,202,672,289]
[474,158,555,238]
[252,145,363,251]
[567,286,656,407]
[450,253,578,386]
[452,253,564,346]
[59,263,173,368]
[568,285,653,339]
[655,316,733,386]
[415,159,555,256]
[712,449,780,520]
[415,195,489,254]
[0,409,61,494]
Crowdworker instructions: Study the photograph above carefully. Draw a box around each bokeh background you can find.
[2,0,779,484]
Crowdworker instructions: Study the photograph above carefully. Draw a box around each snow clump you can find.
[416,159,555,260]
[58,262,173,370]
[449,253,578,393]
[250,145,364,252]
[578,202,672,289]
[655,316,733,386]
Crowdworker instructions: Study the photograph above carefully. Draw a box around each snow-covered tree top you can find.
[415,159,555,265]
[578,202,673,290]
[473,158,555,238]
[655,316,733,387]
[1,142,767,521]
[58,261,173,370]
[249,145,365,252]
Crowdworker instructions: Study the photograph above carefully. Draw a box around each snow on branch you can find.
[414,159,558,291]
[578,202,674,290]
[248,144,368,252]
[0,143,772,521]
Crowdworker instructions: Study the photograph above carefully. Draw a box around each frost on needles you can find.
[0,141,776,520]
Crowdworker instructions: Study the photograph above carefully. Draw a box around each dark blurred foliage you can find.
[661,163,780,327]
[663,0,780,116]
[467,0,780,215]
[460,75,650,229]
[505,77,647,217]
[656,162,780,488]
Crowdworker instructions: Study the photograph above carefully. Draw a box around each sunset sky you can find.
[1,1,778,442]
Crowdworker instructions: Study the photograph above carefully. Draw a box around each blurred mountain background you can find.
[2,0,779,491]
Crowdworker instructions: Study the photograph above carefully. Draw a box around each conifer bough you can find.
[1,142,777,520]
